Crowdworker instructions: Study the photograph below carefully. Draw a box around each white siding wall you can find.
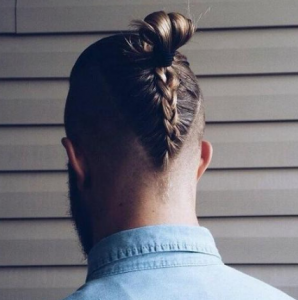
[0,1,298,299]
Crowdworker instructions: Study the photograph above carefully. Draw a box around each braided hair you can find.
[64,11,204,172]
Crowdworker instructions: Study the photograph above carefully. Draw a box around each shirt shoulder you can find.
[215,264,295,300]
[61,264,296,300]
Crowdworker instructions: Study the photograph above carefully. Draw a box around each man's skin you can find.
[61,136,213,254]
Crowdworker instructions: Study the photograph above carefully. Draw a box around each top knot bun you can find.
[130,11,195,67]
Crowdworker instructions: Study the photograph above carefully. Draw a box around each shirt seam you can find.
[87,259,224,282]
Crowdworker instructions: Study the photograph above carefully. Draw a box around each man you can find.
[60,10,295,300]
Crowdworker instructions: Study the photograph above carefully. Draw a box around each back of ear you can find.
[197,140,213,181]
[61,137,88,191]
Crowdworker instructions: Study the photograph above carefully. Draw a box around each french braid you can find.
[127,11,196,169]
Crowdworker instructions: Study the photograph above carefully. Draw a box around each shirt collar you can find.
[86,223,222,280]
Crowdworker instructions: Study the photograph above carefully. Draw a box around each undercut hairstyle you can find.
[64,11,205,172]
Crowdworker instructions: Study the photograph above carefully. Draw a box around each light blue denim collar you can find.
[86,224,223,281]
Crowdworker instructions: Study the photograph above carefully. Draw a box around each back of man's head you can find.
[62,11,211,256]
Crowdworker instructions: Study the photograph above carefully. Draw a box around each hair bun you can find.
[130,11,195,67]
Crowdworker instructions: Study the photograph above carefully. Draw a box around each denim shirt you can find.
[63,224,295,300]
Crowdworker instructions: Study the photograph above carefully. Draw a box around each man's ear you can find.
[61,137,88,191]
[197,140,213,181]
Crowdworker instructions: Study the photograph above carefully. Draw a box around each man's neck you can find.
[91,196,199,246]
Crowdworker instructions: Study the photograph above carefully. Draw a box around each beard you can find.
[66,162,94,257]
